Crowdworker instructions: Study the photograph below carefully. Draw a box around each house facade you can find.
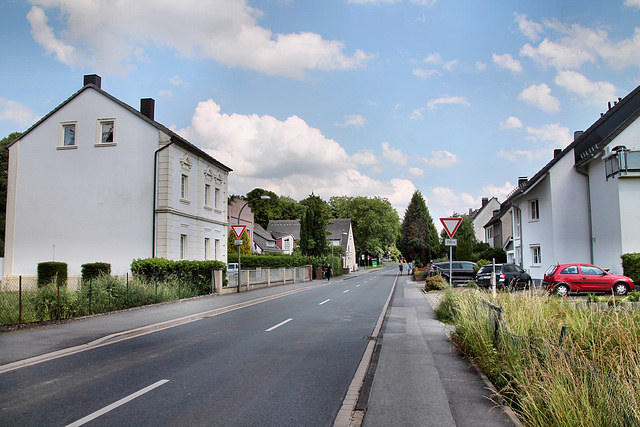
[4,75,231,278]
[470,197,500,244]
[506,85,640,280]
[326,218,357,272]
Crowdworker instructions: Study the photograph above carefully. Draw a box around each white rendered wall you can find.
[5,89,157,276]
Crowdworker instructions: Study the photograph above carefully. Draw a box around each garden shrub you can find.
[29,284,75,320]
[131,258,226,295]
[37,262,67,288]
[425,275,446,291]
[621,253,640,285]
[81,262,111,281]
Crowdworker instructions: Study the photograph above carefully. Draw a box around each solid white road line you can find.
[66,379,169,427]
[319,299,331,305]
[265,318,293,332]
[343,290,350,294]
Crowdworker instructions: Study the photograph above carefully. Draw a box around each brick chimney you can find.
[140,98,155,121]
[83,74,101,89]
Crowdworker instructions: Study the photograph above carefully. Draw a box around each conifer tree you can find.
[400,190,440,265]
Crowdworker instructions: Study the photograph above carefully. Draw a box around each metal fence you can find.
[481,298,640,426]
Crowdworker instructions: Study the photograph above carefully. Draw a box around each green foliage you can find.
[621,252,640,285]
[400,191,440,265]
[299,193,327,257]
[81,262,111,281]
[245,188,305,229]
[476,246,507,263]
[329,195,400,259]
[227,229,252,256]
[475,259,491,272]
[37,262,68,288]
[0,132,21,257]
[424,274,446,291]
[29,283,76,320]
[131,258,225,294]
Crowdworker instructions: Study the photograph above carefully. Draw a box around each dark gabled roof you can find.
[267,220,301,241]
[507,83,640,203]
[9,81,232,173]
[484,202,511,228]
[327,218,351,246]
[253,223,280,252]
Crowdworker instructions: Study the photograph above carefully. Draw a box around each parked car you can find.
[429,261,477,284]
[227,263,238,274]
[475,263,532,290]
[543,263,635,296]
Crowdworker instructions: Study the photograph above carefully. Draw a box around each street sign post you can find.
[440,217,463,287]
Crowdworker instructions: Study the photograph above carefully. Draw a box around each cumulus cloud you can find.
[497,149,536,162]
[335,114,367,127]
[518,83,560,113]
[381,141,408,165]
[408,167,424,177]
[500,116,523,130]
[429,187,477,212]
[426,95,470,110]
[482,182,516,201]
[0,98,41,128]
[413,68,441,79]
[625,0,640,8]
[554,71,617,105]
[492,53,523,73]
[27,1,374,78]
[175,100,412,208]
[525,123,571,146]
[422,150,461,168]
[515,13,543,42]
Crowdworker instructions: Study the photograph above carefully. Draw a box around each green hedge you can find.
[227,254,342,278]
[130,258,226,295]
[621,253,640,285]
[37,262,67,288]
[81,262,111,281]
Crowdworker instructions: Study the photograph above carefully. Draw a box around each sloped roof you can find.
[10,78,232,173]
[267,220,301,240]
[507,83,640,202]
[253,223,280,252]
[327,218,351,246]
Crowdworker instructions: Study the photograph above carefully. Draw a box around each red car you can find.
[543,263,635,296]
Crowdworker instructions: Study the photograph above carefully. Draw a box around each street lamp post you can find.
[236,196,270,293]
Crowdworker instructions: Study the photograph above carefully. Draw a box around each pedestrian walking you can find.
[325,263,332,281]
[399,263,403,275]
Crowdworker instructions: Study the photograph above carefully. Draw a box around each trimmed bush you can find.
[425,274,446,291]
[621,252,640,285]
[130,258,226,295]
[81,262,111,281]
[37,262,67,288]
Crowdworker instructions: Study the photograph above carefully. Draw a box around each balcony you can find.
[604,147,640,180]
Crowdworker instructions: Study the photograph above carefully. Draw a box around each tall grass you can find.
[438,289,640,426]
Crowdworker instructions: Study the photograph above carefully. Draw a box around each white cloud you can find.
[426,95,470,110]
[625,0,640,8]
[408,167,424,177]
[476,61,487,71]
[497,149,535,162]
[410,107,425,120]
[515,13,543,42]
[482,182,516,201]
[492,53,523,73]
[169,75,185,86]
[413,68,441,79]
[500,116,523,130]
[520,39,596,70]
[443,59,459,71]
[429,187,477,212]
[0,98,40,128]
[423,53,443,64]
[335,114,367,127]
[176,99,413,209]
[422,150,461,168]
[525,123,571,146]
[352,149,378,165]
[381,141,408,165]
[27,1,374,78]
[554,71,617,105]
[518,83,560,113]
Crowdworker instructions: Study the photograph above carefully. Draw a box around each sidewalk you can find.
[360,275,519,427]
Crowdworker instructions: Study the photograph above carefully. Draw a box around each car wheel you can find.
[555,283,570,297]
[613,282,629,296]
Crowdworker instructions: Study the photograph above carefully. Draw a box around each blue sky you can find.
[2,0,640,226]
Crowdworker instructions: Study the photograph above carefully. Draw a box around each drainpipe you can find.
[152,140,175,258]
[576,167,594,264]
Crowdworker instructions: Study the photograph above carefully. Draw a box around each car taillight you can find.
[500,274,505,279]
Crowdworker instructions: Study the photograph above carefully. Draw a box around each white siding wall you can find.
[4,89,157,276]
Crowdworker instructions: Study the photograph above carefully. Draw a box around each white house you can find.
[506,85,640,280]
[470,197,500,244]
[326,218,357,272]
[3,75,232,279]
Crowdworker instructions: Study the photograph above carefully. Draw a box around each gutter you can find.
[575,167,594,264]
[152,139,175,258]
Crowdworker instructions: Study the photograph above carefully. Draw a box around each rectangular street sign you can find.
[445,239,457,246]
[234,239,243,246]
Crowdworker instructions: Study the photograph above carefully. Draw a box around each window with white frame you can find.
[181,174,189,200]
[514,208,521,238]
[204,238,210,260]
[60,122,77,147]
[214,187,221,210]
[97,119,115,144]
[531,245,541,265]
[204,183,211,208]
[530,199,539,221]
[180,234,188,259]
[283,238,291,251]
[214,239,220,260]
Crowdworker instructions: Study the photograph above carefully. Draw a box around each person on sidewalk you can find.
[325,263,332,281]
[399,263,403,275]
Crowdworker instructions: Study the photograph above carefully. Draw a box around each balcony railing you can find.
[605,148,640,180]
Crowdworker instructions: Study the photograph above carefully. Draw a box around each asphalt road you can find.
[0,268,395,426]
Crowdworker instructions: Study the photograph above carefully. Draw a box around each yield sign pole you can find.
[440,217,463,288]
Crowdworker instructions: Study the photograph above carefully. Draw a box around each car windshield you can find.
[544,265,558,276]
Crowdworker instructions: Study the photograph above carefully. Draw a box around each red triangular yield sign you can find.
[231,225,246,239]
[440,217,463,238]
